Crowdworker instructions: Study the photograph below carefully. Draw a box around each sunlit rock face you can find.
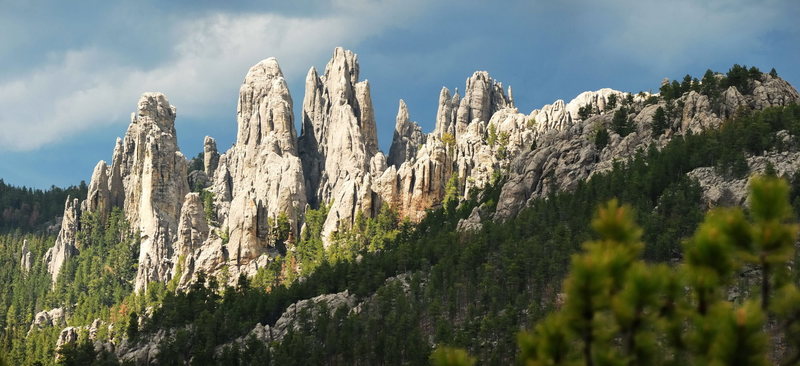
[44,197,80,284]
[116,93,189,292]
[298,47,380,245]
[192,57,308,281]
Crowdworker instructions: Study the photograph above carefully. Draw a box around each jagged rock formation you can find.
[171,193,209,283]
[377,71,517,220]
[20,239,32,273]
[55,327,78,354]
[83,161,112,221]
[44,46,800,302]
[388,100,425,167]
[43,197,80,283]
[44,93,189,292]
[169,57,309,285]
[203,136,220,178]
[115,93,189,292]
[298,47,381,244]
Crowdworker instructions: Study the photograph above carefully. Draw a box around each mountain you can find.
[1,49,799,365]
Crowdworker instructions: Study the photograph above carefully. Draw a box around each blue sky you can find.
[0,0,798,188]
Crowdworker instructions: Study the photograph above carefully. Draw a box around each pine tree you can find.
[651,107,668,137]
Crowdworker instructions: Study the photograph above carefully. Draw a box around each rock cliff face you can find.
[172,193,209,283]
[43,197,80,283]
[388,100,425,167]
[117,93,189,292]
[298,47,380,244]
[205,57,307,276]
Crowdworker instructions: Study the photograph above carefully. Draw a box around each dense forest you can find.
[1,65,800,365]
[0,180,87,232]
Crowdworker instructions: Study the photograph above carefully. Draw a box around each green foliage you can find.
[495,131,510,159]
[0,180,87,232]
[612,107,634,137]
[578,103,593,120]
[296,204,329,275]
[200,189,216,225]
[487,124,498,147]
[594,127,610,150]
[770,68,779,78]
[651,106,668,137]
[606,94,618,110]
[442,174,460,212]
[430,346,476,366]
[188,152,204,173]
[328,206,401,262]
[513,176,796,366]
[219,226,230,244]
[126,312,138,340]
[723,64,761,94]
[441,132,456,148]
[0,208,138,365]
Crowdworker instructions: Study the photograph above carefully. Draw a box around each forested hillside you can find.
[0,180,87,232]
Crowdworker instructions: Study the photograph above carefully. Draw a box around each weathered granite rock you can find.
[720,86,747,119]
[29,307,66,333]
[183,58,308,284]
[83,161,112,221]
[298,48,379,244]
[689,150,800,208]
[388,100,426,168]
[117,329,167,365]
[495,74,799,220]
[457,204,489,232]
[187,170,210,191]
[118,93,189,292]
[44,197,80,284]
[88,318,102,340]
[203,136,220,178]
[218,58,306,265]
[433,87,461,137]
[56,326,79,351]
[172,193,210,282]
[751,74,800,110]
[20,239,32,273]
[270,290,357,342]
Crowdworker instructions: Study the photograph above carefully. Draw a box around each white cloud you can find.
[0,0,428,151]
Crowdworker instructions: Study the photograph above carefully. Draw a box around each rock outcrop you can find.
[298,47,380,244]
[172,57,309,284]
[44,197,80,284]
[494,74,800,221]
[388,100,426,167]
[29,308,66,333]
[171,193,210,283]
[20,239,32,273]
[83,161,112,221]
[203,136,220,178]
[689,150,800,208]
[55,326,79,354]
[117,93,189,292]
